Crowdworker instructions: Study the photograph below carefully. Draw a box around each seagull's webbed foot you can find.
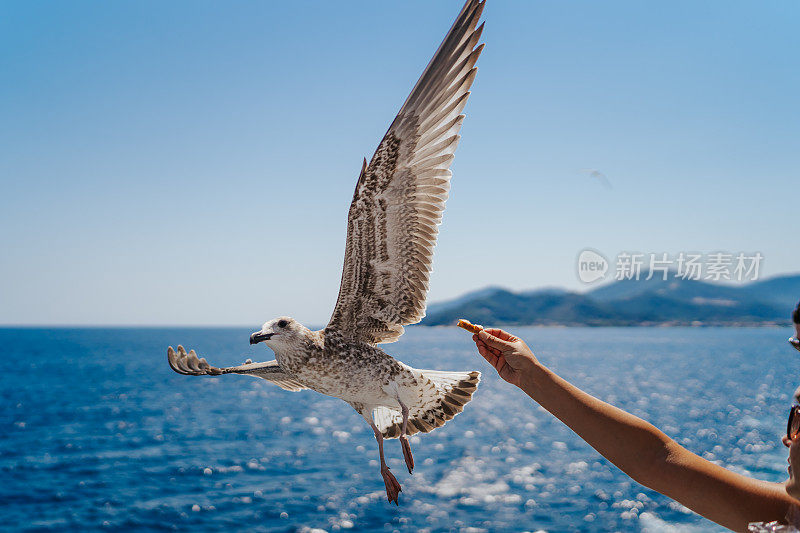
[400,436,414,474]
[381,465,402,505]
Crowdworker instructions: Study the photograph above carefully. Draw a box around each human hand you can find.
[472,328,538,387]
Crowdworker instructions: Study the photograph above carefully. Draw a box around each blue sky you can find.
[1,1,798,326]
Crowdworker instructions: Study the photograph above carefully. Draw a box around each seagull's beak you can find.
[250,331,273,345]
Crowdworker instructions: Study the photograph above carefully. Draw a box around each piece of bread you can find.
[457,319,483,334]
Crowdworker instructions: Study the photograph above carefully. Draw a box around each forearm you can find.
[474,327,795,530]
[518,361,672,484]
[515,361,794,531]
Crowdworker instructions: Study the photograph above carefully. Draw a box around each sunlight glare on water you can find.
[1,326,795,532]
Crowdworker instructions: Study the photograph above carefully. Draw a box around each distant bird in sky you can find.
[167,0,485,504]
[580,168,613,189]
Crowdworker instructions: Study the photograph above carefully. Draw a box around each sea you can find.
[2,326,797,532]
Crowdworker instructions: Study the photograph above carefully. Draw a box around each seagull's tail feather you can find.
[374,369,480,439]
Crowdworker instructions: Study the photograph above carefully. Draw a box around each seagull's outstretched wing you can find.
[167,345,307,391]
[326,0,485,345]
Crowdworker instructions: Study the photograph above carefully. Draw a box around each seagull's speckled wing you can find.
[326,0,485,345]
[167,345,308,391]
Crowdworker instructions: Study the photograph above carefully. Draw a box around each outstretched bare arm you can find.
[473,328,796,532]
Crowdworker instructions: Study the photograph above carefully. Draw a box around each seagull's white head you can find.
[249,316,306,350]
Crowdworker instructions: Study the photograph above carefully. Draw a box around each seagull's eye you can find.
[277,320,288,328]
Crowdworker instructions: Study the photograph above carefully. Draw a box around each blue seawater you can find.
[1,327,797,532]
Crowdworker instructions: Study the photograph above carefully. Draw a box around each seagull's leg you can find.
[369,420,402,505]
[398,399,414,474]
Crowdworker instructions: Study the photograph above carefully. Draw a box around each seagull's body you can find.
[168,0,485,504]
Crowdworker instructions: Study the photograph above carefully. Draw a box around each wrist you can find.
[516,359,547,393]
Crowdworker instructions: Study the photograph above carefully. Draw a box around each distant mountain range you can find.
[421,273,800,327]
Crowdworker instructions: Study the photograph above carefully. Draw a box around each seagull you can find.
[580,168,613,189]
[167,0,485,504]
